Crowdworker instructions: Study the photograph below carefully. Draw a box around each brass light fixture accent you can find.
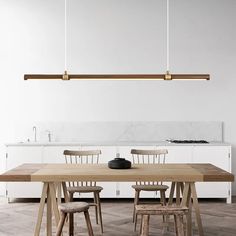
[62,70,69,80]
[24,0,210,81]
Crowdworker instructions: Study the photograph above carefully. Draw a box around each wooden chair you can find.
[56,202,94,236]
[63,150,103,233]
[136,205,189,236]
[131,149,169,230]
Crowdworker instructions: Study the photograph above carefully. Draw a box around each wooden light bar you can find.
[24,73,210,81]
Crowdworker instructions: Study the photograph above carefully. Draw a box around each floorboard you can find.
[0,198,235,236]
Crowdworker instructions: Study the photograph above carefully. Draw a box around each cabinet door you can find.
[6,146,43,198]
[43,146,81,163]
[192,146,231,198]
[157,146,193,163]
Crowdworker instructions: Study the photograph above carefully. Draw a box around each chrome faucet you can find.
[46,130,52,142]
[33,126,37,142]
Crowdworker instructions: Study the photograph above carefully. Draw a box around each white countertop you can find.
[5,141,230,146]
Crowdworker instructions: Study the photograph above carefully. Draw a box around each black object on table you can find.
[108,158,131,169]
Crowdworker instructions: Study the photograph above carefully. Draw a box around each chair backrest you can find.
[131,149,168,185]
[63,150,102,187]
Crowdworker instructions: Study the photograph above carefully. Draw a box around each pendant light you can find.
[161,0,209,80]
[63,0,69,80]
[24,0,209,81]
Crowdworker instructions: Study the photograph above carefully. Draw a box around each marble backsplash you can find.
[10,121,223,143]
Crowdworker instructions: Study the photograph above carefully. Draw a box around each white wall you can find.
[0,0,236,193]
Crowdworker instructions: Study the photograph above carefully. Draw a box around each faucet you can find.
[46,130,52,142]
[33,126,37,142]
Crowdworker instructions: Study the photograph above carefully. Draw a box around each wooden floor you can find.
[0,198,236,236]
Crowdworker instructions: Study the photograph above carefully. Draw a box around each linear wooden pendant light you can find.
[24,0,210,81]
[24,73,210,80]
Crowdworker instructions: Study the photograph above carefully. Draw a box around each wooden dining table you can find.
[0,163,234,236]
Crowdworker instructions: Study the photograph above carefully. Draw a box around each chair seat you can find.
[132,184,169,191]
[136,204,189,215]
[59,202,89,213]
[67,186,103,193]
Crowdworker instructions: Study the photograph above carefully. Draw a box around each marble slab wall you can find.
[11,121,223,143]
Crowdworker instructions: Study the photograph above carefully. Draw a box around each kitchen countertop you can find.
[5,141,231,146]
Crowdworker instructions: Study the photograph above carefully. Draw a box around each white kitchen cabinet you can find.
[192,146,231,203]
[6,146,43,199]
[157,146,193,163]
[43,146,81,163]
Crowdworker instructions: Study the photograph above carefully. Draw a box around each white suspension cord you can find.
[64,0,67,72]
[166,0,170,73]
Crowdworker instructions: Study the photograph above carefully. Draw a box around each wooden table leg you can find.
[34,183,48,236]
[181,182,204,236]
[168,182,183,207]
[181,183,190,207]
[186,183,192,236]
[190,183,204,236]
[57,182,62,205]
[180,182,184,195]
[49,183,60,226]
[47,184,52,236]
[176,182,181,205]
[61,182,69,203]
[168,182,176,206]
[181,182,192,236]
[34,182,64,236]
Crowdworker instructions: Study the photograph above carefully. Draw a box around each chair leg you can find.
[174,215,185,236]
[174,215,178,236]
[68,192,74,235]
[56,212,67,236]
[69,192,73,202]
[96,192,104,233]
[93,192,99,224]
[84,210,94,236]
[140,215,150,236]
[160,190,167,223]
[133,190,140,222]
[69,212,74,236]
[160,190,167,206]
[134,190,140,231]
[139,215,143,235]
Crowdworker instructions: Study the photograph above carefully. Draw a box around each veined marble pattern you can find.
[0,199,235,236]
[12,121,223,143]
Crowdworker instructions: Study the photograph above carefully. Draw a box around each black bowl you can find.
[108,158,131,169]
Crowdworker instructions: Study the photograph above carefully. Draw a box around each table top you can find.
[0,163,234,182]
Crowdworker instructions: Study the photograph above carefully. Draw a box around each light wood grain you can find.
[64,150,101,156]
[136,205,189,215]
[0,164,47,181]
[34,182,48,236]
[0,163,234,182]
[63,149,104,233]
[131,148,169,231]
[137,205,188,236]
